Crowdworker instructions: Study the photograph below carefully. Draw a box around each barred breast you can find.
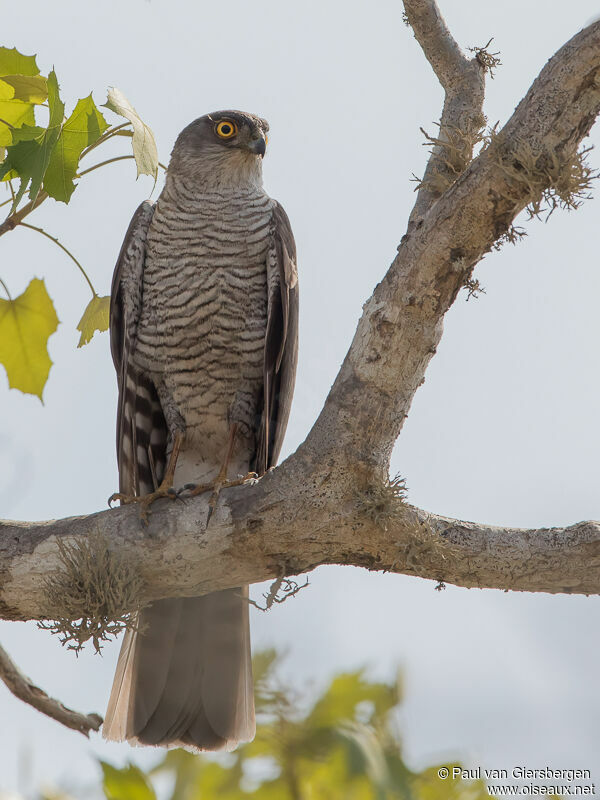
[133,176,273,483]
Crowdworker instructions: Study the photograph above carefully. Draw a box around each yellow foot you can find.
[108,485,178,524]
[183,472,259,523]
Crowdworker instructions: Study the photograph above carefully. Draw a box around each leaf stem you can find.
[18,222,97,297]
[80,123,131,159]
[0,277,12,300]
[77,154,136,177]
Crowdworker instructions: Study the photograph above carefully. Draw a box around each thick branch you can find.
[303,18,600,479]
[1,465,600,626]
[0,642,103,734]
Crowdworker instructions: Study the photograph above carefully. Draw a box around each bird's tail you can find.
[103,588,255,751]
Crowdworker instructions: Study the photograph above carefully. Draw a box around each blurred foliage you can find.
[26,651,513,800]
[0,46,159,400]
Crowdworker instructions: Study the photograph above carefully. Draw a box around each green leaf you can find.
[44,94,108,202]
[76,294,110,346]
[30,69,63,201]
[0,70,64,208]
[0,50,44,147]
[0,82,36,147]
[101,762,157,800]
[104,87,158,179]
[0,46,39,77]
[1,74,47,103]
[0,277,59,400]
[0,126,46,182]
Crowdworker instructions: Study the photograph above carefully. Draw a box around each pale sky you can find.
[1,0,599,795]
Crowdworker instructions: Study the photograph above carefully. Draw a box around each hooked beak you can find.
[247,136,266,157]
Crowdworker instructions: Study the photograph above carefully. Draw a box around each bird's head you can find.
[168,110,269,189]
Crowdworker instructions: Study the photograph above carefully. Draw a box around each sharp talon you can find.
[183,483,196,491]
[167,488,177,497]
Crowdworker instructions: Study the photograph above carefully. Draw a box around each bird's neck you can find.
[166,150,264,193]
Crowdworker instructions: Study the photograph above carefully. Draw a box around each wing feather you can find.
[109,201,167,496]
[254,201,299,473]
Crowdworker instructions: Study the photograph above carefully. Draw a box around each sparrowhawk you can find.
[102,110,298,750]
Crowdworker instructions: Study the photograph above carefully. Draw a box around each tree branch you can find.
[302,17,600,483]
[0,642,103,735]
[1,465,600,628]
[403,0,486,225]
[1,10,599,661]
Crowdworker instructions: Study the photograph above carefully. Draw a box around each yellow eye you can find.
[216,120,238,139]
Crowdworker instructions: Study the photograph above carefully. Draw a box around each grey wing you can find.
[254,200,299,474]
[110,201,168,496]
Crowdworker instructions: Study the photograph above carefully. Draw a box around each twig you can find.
[247,575,310,611]
[77,154,137,178]
[78,155,168,178]
[0,189,49,238]
[79,122,131,159]
[0,642,103,736]
[18,222,97,297]
[0,277,12,300]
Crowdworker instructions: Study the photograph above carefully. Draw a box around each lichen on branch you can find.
[38,530,144,653]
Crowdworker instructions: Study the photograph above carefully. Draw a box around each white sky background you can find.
[1,0,599,794]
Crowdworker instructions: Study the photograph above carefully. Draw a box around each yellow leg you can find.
[108,431,184,523]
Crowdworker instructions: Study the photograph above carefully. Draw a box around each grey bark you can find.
[0,643,103,734]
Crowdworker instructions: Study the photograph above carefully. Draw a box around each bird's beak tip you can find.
[248,137,266,157]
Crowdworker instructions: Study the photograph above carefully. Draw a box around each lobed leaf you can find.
[0,83,36,147]
[76,294,110,347]
[1,74,47,103]
[0,277,59,400]
[0,70,63,208]
[44,94,109,202]
[0,48,43,146]
[0,46,39,77]
[103,87,158,179]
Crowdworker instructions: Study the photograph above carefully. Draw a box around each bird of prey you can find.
[102,110,298,751]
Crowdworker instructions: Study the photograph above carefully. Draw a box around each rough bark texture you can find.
[2,0,600,730]
[2,485,600,626]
